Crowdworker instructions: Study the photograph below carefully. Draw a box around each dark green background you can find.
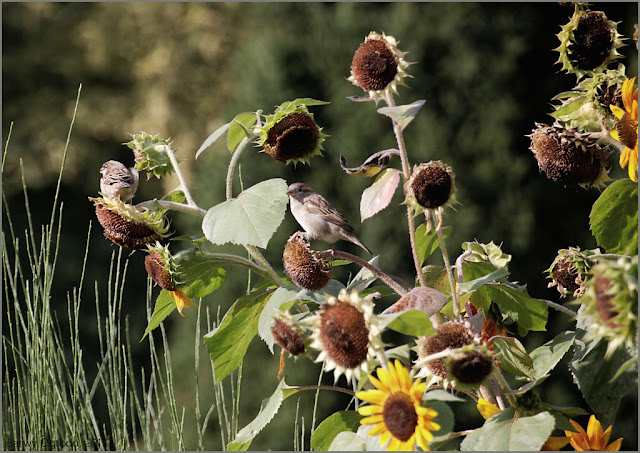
[3,2,637,450]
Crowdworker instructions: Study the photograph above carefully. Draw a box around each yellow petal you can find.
[586,415,603,440]
[541,435,571,450]
[477,398,501,420]
[360,414,384,425]
[356,389,388,405]
[170,289,195,316]
[358,404,383,416]
[605,437,623,451]
[610,104,626,120]
[370,423,388,436]
[376,366,395,390]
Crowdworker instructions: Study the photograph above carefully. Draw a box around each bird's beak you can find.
[286,189,294,196]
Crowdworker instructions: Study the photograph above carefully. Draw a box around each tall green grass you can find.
[1,91,244,451]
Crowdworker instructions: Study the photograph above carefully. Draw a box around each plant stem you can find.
[317,249,409,296]
[435,210,460,321]
[226,136,251,200]
[136,199,207,217]
[245,244,285,286]
[290,385,356,397]
[203,251,282,285]
[385,92,411,178]
[165,143,197,207]
[541,298,576,318]
[492,368,517,408]
[407,207,429,288]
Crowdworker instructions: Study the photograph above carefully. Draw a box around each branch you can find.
[136,199,207,217]
[317,249,409,296]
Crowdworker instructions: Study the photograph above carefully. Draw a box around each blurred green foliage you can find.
[3,2,637,450]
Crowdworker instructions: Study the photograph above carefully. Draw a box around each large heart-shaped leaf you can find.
[203,178,289,248]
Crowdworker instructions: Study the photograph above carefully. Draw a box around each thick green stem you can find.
[492,368,517,408]
[317,249,409,296]
[407,206,428,289]
[541,298,576,318]
[245,244,285,286]
[200,252,278,283]
[435,210,460,321]
[385,92,411,178]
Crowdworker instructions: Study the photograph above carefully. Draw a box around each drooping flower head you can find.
[144,242,195,316]
[555,8,625,79]
[305,289,383,383]
[272,311,307,380]
[564,415,623,451]
[404,161,458,228]
[414,321,474,383]
[529,123,611,188]
[283,232,332,290]
[609,77,638,181]
[357,360,440,451]
[575,256,638,358]
[255,99,328,165]
[90,195,170,249]
[546,247,599,298]
[348,32,412,102]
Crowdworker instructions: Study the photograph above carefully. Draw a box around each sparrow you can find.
[99,160,140,203]
[287,182,372,255]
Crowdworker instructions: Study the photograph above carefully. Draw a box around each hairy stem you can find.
[200,252,279,283]
[245,244,285,286]
[136,199,207,217]
[385,92,411,178]
[540,299,576,318]
[317,249,409,296]
[407,207,429,288]
[492,369,517,408]
[165,143,197,207]
[226,136,252,200]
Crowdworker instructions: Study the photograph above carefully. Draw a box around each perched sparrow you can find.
[99,160,140,203]
[287,182,372,255]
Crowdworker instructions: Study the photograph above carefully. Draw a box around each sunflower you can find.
[357,360,440,451]
[564,415,623,451]
[305,289,383,383]
[610,77,638,182]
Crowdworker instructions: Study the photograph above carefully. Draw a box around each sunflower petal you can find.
[605,437,623,451]
[611,104,626,120]
[356,389,387,405]
[358,404,383,416]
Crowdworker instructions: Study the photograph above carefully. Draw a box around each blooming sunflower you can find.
[357,360,440,451]
[305,289,383,383]
[564,415,623,451]
[610,77,638,181]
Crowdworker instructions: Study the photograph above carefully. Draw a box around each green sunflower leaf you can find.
[590,178,638,255]
[311,411,364,451]
[379,309,435,336]
[429,400,456,448]
[460,408,555,451]
[530,331,575,379]
[493,337,536,380]
[196,121,230,159]
[377,99,426,131]
[228,112,258,153]
[142,290,176,340]
[204,288,273,384]
[202,178,289,248]
[485,283,548,335]
[415,224,452,265]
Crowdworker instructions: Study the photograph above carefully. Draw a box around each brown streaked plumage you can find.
[99,160,139,203]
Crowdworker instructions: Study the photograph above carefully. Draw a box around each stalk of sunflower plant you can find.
[609,77,638,181]
[356,360,440,451]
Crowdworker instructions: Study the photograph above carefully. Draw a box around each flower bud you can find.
[415,321,474,381]
[448,350,493,387]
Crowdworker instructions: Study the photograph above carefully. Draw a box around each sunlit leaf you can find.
[203,178,289,248]
[228,112,258,153]
[377,100,426,131]
[460,408,555,451]
[360,168,402,221]
[196,122,230,159]
[590,178,638,255]
[485,283,548,335]
[415,224,452,265]
[312,411,364,451]
[493,337,535,380]
[142,290,177,339]
[204,289,272,384]
[379,309,434,336]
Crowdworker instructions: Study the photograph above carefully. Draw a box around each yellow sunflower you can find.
[564,415,623,451]
[356,360,440,451]
[610,77,638,182]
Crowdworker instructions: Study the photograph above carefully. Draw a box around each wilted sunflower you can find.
[348,31,412,102]
[609,77,638,181]
[144,242,195,316]
[305,289,383,383]
[357,360,440,451]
